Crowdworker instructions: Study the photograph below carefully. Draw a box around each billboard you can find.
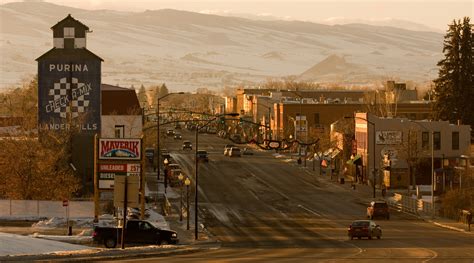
[99,138,142,160]
[37,54,101,132]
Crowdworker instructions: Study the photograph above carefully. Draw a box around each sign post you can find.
[63,199,70,235]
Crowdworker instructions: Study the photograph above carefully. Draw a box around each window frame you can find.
[114,125,125,138]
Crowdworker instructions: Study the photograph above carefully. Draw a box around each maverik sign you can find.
[99,138,141,160]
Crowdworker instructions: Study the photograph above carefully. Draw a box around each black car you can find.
[166,129,174,136]
[93,220,178,248]
[174,133,182,140]
[197,150,209,162]
[182,140,192,150]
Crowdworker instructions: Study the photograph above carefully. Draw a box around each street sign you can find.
[62,199,69,207]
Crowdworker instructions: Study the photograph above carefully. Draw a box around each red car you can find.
[348,220,382,240]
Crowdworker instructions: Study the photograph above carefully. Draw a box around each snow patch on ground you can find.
[0,232,91,257]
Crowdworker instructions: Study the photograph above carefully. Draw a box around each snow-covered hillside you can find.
[0,2,443,91]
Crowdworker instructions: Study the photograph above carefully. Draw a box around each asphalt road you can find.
[140,128,474,262]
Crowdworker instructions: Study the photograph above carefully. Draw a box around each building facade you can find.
[351,112,471,190]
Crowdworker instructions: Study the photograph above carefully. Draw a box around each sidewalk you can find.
[145,170,219,246]
[277,153,474,235]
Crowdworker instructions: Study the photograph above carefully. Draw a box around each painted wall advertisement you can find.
[99,138,141,160]
[37,59,101,132]
[376,131,402,145]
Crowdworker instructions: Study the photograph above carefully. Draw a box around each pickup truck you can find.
[92,220,178,248]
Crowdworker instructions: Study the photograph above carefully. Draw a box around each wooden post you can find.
[93,134,99,222]
[121,176,128,249]
[140,137,145,220]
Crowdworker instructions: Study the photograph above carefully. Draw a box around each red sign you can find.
[62,199,69,207]
[99,138,141,160]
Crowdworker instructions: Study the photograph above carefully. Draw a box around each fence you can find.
[387,193,434,216]
[0,200,94,218]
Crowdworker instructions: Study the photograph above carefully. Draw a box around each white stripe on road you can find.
[297,204,322,217]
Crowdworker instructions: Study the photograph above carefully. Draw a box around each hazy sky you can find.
[2,0,473,30]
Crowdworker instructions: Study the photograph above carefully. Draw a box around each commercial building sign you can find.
[98,163,141,190]
[37,59,101,132]
[376,131,402,145]
[99,139,141,160]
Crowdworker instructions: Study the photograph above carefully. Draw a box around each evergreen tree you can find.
[158,83,169,98]
[434,19,463,122]
[459,17,474,126]
[138,84,148,109]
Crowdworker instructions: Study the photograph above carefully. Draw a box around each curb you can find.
[0,243,220,262]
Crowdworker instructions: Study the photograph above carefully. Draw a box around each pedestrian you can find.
[467,211,472,232]
[381,184,387,198]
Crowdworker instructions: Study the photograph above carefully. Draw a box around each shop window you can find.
[433,132,441,150]
[422,132,429,150]
[452,131,459,150]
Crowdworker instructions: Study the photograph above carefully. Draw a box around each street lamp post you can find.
[194,113,239,240]
[156,92,184,181]
[178,173,184,222]
[185,177,191,230]
[163,158,169,194]
[345,115,376,198]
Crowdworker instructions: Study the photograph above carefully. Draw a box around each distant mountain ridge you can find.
[0,2,443,91]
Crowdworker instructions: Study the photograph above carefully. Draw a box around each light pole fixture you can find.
[156,92,185,182]
[178,173,184,222]
[195,112,239,240]
[184,177,191,230]
[163,158,169,193]
[345,115,376,198]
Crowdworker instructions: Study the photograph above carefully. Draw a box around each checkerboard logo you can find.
[47,77,91,118]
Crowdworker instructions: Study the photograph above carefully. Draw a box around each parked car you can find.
[174,133,182,140]
[197,150,209,162]
[182,140,192,150]
[207,128,217,134]
[348,220,382,240]
[168,168,183,186]
[224,144,234,156]
[242,148,254,155]
[229,147,241,157]
[93,220,178,248]
[166,129,174,136]
[367,200,390,220]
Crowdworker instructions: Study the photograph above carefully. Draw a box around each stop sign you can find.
[62,199,69,207]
